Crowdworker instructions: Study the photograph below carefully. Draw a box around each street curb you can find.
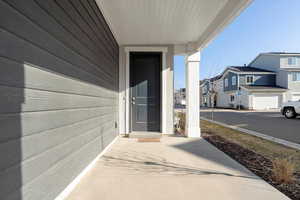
[201,117,300,151]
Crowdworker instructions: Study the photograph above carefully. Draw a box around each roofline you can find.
[249,53,300,66]
[280,68,300,72]
[266,53,300,56]
[241,85,288,92]
[221,68,275,78]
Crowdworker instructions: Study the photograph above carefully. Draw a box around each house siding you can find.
[286,71,300,100]
[250,54,280,72]
[239,74,276,86]
[0,1,118,200]
[202,81,209,94]
[223,72,238,91]
[280,56,300,69]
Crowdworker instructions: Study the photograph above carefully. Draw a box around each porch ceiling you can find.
[96,0,252,52]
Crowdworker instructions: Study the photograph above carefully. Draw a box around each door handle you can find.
[132,102,135,105]
[132,97,135,100]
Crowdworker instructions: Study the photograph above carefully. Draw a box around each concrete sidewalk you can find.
[66,136,290,200]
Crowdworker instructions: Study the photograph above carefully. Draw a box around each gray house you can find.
[200,65,288,110]
[222,66,287,109]
[0,0,253,200]
[200,76,222,107]
[249,52,300,102]
[203,52,300,110]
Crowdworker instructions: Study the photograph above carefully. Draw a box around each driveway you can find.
[201,109,300,144]
[66,137,289,200]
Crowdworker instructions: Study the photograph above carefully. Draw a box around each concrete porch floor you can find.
[66,136,289,200]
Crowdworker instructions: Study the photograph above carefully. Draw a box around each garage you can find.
[253,94,280,110]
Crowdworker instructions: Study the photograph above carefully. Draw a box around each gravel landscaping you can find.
[201,120,300,200]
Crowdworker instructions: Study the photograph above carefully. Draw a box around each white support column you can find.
[185,51,201,137]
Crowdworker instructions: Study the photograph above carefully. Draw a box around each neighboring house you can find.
[199,81,203,106]
[200,65,289,110]
[201,52,300,110]
[249,52,300,102]
[174,88,186,105]
[200,75,224,108]
[222,66,287,109]
[200,79,209,107]
[214,76,226,107]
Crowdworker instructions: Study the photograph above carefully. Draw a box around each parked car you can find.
[281,100,300,119]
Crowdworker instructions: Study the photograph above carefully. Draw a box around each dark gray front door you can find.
[130,52,161,132]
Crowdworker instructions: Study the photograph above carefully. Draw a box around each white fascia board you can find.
[269,53,300,56]
[281,68,300,72]
[124,46,168,52]
[237,71,276,75]
[95,0,120,44]
[240,86,249,91]
[223,69,275,77]
[241,86,287,93]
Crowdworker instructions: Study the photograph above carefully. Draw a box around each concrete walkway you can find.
[66,136,290,200]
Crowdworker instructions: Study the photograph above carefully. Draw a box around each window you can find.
[232,76,236,86]
[224,78,228,87]
[246,75,254,84]
[292,72,300,81]
[288,57,297,66]
[230,95,235,102]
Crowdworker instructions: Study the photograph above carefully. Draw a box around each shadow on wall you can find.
[0,0,119,199]
[0,56,118,199]
[0,59,24,200]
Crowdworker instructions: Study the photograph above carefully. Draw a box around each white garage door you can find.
[253,94,279,110]
[292,94,300,101]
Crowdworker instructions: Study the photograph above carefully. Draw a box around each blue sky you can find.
[174,0,300,89]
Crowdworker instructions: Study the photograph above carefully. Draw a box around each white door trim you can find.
[124,46,168,134]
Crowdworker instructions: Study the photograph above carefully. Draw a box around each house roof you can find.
[199,80,206,85]
[210,75,222,81]
[249,52,300,66]
[263,52,300,55]
[229,66,273,73]
[241,85,288,92]
[220,66,275,78]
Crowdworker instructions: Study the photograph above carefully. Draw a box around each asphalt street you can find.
[201,109,300,144]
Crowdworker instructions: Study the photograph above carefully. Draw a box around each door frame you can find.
[130,52,161,132]
[124,47,168,134]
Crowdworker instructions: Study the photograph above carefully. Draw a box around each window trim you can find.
[287,57,298,66]
[292,72,300,82]
[232,76,236,86]
[224,78,228,87]
[245,75,254,85]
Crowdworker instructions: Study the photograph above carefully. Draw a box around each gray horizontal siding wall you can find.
[0,0,119,200]
[224,72,276,92]
[239,74,276,86]
[223,72,238,92]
